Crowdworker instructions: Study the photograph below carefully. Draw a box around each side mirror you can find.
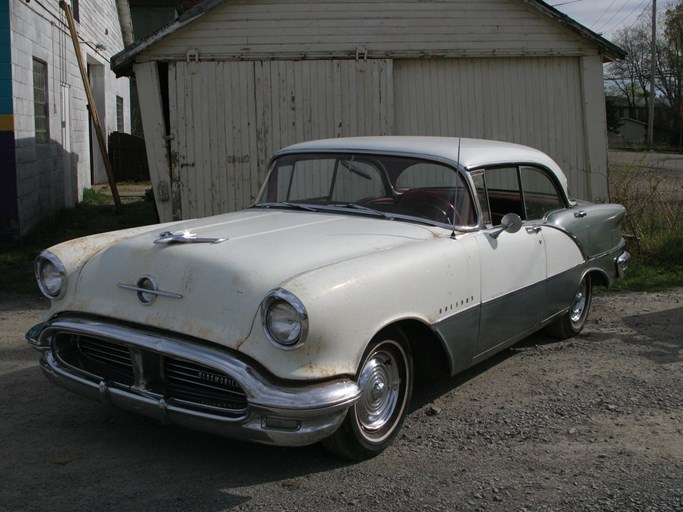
[489,213,523,239]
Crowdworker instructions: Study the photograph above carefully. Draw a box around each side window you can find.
[471,172,491,225]
[396,162,476,226]
[520,166,565,219]
[483,167,524,225]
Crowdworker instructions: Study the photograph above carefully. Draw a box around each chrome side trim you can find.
[117,283,183,299]
[538,223,589,260]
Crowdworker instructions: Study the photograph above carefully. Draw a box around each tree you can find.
[606,18,653,121]
[605,1,683,145]
[657,2,683,144]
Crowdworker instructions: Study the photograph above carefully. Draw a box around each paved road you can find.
[609,150,683,174]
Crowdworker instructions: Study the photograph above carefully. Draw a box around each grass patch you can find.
[0,190,157,295]
[609,160,683,291]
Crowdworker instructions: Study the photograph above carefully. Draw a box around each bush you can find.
[609,159,683,290]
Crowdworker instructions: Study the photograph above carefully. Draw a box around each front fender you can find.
[238,234,481,380]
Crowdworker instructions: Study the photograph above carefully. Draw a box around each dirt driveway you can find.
[1,290,681,512]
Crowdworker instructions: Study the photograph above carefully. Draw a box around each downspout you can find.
[116,0,135,47]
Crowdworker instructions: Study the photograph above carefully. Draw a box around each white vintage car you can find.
[27,137,630,459]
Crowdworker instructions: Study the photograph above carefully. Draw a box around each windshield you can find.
[255,153,476,227]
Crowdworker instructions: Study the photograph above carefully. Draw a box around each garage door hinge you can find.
[355,46,367,71]
[187,48,199,74]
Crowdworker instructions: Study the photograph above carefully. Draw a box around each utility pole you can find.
[647,0,657,146]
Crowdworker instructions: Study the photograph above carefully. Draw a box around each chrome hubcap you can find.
[356,344,403,439]
[570,281,587,323]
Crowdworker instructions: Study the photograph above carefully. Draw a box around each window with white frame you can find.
[33,58,50,145]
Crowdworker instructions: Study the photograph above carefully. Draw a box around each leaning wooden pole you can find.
[60,0,122,212]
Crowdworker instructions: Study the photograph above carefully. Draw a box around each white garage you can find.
[112,0,624,222]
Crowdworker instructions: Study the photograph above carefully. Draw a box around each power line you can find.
[594,0,620,27]
[602,0,652,35]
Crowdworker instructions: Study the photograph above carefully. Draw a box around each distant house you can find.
[1,0,130,242]
[609,117,647,146]
[112,0,625,222]
[606,95,675,146]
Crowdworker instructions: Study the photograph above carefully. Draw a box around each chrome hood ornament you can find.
[154,230,226,245]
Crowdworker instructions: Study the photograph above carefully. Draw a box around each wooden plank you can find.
[223,61,237,211]
[580,55,609,202]
[145,0,597,60]
[206,62,220,214]
[60,1,122,213]
[133,61,174,221]
[168,62,183,220]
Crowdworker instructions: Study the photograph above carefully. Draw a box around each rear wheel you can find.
[322,329,413,460]
[546,274,592,339]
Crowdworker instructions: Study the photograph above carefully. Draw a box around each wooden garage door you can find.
[169,59,393,219]
[393,57,593,200]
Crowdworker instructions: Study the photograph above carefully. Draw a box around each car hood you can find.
[64,209,441,349]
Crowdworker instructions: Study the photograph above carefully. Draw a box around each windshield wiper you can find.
[329,203,395,220]
[253,202,318,212]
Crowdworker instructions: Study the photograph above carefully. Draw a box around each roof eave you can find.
[111,0,230,76]
[112,0,627,76]
[524,0,626,61]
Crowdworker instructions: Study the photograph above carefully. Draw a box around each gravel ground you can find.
[1,289,681,512]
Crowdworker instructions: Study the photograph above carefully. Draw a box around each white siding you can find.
[143,0,597,62]
[9,0,129,237]
[168,59,393,219]
[393,57,606,200]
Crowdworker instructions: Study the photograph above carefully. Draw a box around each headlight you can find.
[35,251,66,299]
[261,289,308,349]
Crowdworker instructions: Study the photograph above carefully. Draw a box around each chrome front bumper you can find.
[27,317,360,447]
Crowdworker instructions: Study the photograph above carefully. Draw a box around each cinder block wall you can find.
[4,0,130,241]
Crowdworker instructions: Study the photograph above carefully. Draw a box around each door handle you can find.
[525,226,542,234]
[574,210,587,218]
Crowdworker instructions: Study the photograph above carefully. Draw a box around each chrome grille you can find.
[164,359,247,412]
[52,333,247,415]
[55,334,135,385]
[78,336,135,382]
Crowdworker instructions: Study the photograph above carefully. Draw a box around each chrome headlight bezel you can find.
[260,289,308,350]
[35,250,67,299]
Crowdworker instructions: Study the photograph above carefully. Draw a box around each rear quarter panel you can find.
[546,202,626,258]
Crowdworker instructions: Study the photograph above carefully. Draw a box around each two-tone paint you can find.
[26,137,629,450]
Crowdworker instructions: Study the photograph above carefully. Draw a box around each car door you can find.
[519,165,586,322]
[471,167,546,362]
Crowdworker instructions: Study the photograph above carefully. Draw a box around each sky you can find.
[549,0,657,40]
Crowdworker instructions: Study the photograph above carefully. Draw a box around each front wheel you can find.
[546,274,592,339]
[322,329,413,460]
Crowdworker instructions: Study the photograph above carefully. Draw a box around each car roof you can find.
[275,136,569,194]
